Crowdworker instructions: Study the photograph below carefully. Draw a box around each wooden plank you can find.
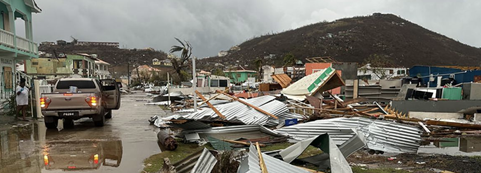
[197,93,222,107]
[359,107,379,113]
[196,90,226,119]
[223,139,266,147]
[256,142,268,173]
[425,120,481,129]
[222,93,278,119]
[418,122,431,133]
[353,79,359,99]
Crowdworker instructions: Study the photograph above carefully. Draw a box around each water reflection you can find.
[0,123,42,173]
[43,138,122,171]
[419,136,481,156]
[0,121,123,173]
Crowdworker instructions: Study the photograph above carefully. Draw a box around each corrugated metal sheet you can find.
[171,96,303,125]
[190,148,218,173]
[182,125,285,138]
[275,117,421,153]
[238,144,309,173]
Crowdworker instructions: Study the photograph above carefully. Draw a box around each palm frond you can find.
[174,38,185,47]
[170,46,184,53]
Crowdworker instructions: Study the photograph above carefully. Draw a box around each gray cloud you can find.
[32,0,481,57]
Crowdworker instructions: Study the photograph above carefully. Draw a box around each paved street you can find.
[0,92,166,173]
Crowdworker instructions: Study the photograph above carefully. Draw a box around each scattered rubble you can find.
[145,66,481,172]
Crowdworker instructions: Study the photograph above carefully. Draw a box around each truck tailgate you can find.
[42,93,96,110]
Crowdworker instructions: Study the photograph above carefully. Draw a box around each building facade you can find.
[223,70,257,84]
[94,59,110,79]
[130,65,161,84]
[25,54,109,79]
[358,63,408,80]
[0,0,41,100]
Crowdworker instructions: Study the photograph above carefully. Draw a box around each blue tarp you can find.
[409,66,481,86]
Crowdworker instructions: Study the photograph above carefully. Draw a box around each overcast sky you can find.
[31,0,481,57]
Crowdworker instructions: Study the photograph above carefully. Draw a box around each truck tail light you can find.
[44,155,49,166]
[40,97,51,109]
[94,154,99,164]
[85,96,98,107]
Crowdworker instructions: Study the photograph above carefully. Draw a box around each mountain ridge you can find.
[198,13,481,69]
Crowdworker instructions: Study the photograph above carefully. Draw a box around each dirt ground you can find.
[348,150,481,173]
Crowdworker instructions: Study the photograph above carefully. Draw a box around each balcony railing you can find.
[0,29,38,55]
[0,29,14,48]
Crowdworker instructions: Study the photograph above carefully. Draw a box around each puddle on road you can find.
[0,121,124,173]
[418,136,481,156]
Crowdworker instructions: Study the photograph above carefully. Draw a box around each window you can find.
[56,80,96,89]
[389,70,394,74]
[219,80,228,87]
[210,80,219,87]
[73,60,82,69]
[32,62,38,65]
[237,73,241,78]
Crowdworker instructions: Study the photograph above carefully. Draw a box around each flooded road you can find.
[0,92,166,173]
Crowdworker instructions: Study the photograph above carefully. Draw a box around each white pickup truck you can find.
[41,78,121,128]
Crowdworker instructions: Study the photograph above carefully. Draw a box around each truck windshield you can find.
[56,81,96,89]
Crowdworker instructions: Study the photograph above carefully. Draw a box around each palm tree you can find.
[169,38,192,82]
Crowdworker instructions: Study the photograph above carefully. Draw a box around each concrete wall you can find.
[409,111,463,120]
[332,62,358,80]
[463,83,481,100]
[475,113,481,122]
[379,80,402,89]
[392,100,481,113]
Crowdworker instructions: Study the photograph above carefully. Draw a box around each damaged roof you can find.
[238,144,309,173]
[275,117,421,153]
[271,74,292,88]
[281,66,345,100]
[169,96,303,126]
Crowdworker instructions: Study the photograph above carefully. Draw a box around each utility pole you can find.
[127,58,130,86]
[167,72,170,105]
[192,57,197,112]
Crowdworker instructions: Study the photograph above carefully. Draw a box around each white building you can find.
[261,65,275,83]
[358,63,408,80]
[218,51,228,57]
[95,59,111,79]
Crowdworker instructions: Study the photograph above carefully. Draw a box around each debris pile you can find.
[146,66,481,173]
[164,95,304,126]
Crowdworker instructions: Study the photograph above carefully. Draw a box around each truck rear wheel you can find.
[94,108,105,127]
[105,110,112,119]
[44,117,58,129]
[94,115,105,127]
